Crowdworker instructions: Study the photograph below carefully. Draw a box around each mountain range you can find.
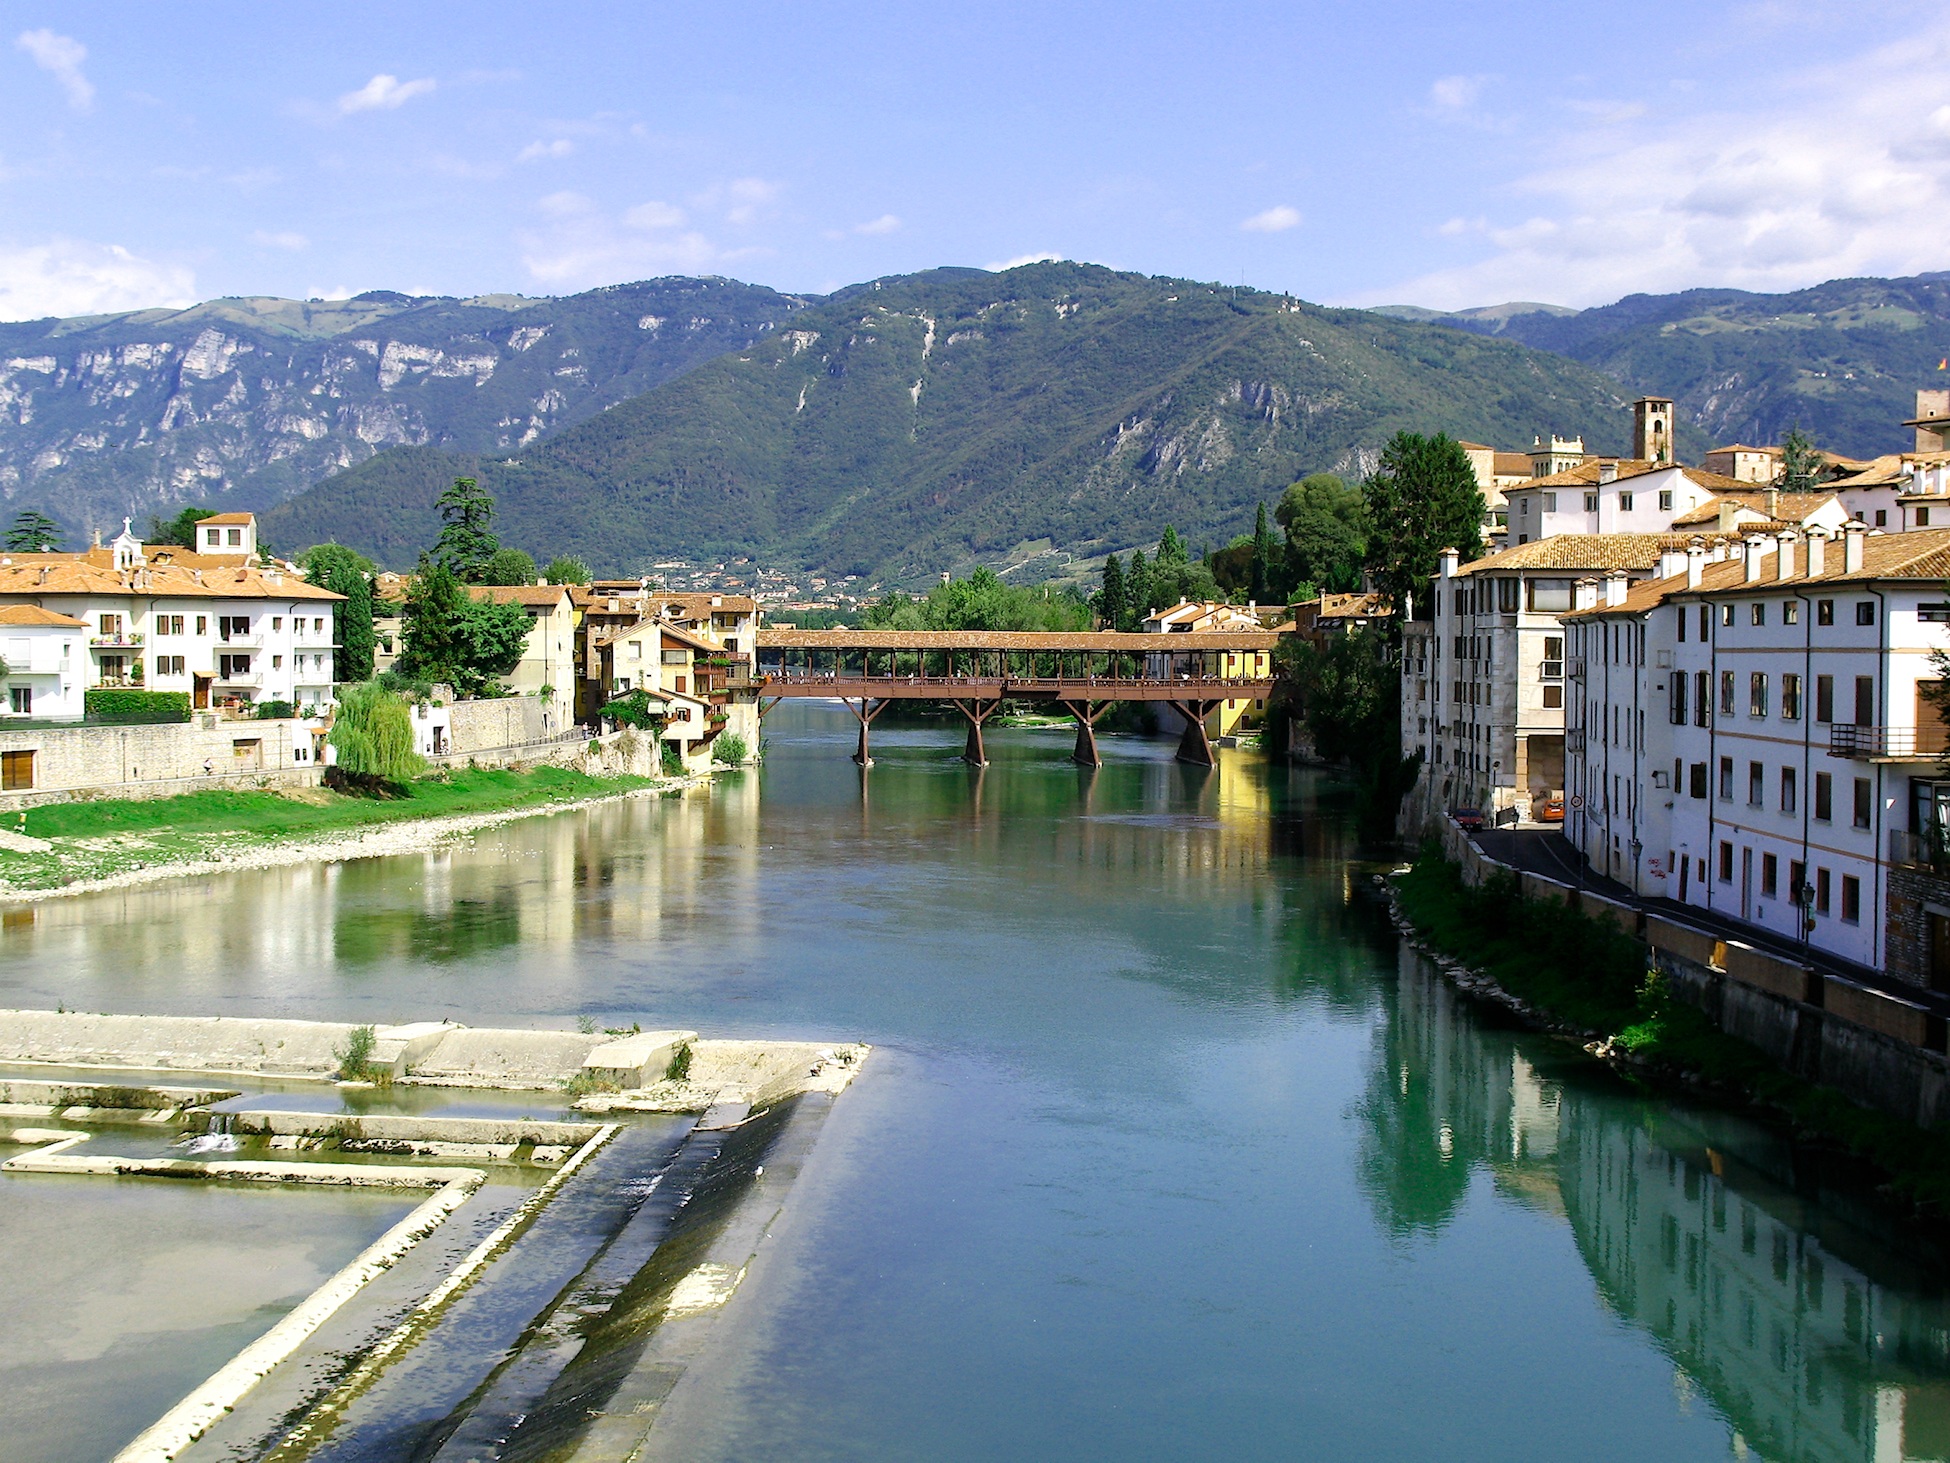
[2,262,1947,581]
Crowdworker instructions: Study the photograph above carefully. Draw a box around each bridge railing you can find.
[757,670,1270,690]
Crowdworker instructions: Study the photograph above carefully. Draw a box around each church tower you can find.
[1632,396,1674,464]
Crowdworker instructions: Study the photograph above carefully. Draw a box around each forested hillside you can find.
[0,278,807,536]
[264,262,1631,579]
[1376,272,1950,457]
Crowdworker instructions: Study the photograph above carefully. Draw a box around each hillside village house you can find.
[0,515,340,718]
[1143,599,1275,737]
[0,604,88,719]
[1562,524,1950,985]
[1401,532,1745,826]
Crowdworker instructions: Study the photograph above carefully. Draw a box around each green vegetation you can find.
[1362,432,1483,627]
[253,699,296,720]
[661,742,683,777]
[327,682,424,789]
[767,607,853,629]
[1282,628,1420,839]
[5,508,60,552]
[1778,426,1824,491]
[396,556,530,694]
[664,1040,693,1083]
[1278,473,1368,596]
[146,505,215,549]
[433,477,501,582]
[600,688,665,730]
[83,688,190,724]
[542,555,591,585]
[1395,850,1950,1218]
[483,547,538,585]
[301,543,378,683]
[866,566,1090,632]
[333,1025,389,1085]
[712,732,749,765]
[0,765,656,892]
[260,262,1635,578]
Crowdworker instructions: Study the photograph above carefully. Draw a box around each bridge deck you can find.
[757,628,1280,652]
[758,673,1273,702]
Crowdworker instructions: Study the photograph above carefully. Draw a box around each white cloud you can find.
[16,29,93,112]
[520,193,736,288]
[1240,205,1302,233]
[719,176,781,225]
[0,238,193,322]
[1374,25,1950,308]
[1428,74,1486,111]
[250,230,309,251]
[337,73,436,115]
[517,138,574,163]
[853,213,901,236]
[987,252,1063,270]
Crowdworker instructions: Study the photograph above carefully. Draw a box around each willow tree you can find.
[328,682,423,791]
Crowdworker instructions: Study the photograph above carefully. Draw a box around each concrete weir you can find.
[0,1006,868,1463]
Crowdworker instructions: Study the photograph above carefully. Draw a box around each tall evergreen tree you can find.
[1157,525,1187,566]
[1096,553,1127,631]
[1779,427,1823,493]
[1125,548,1150,631]
[1250,502,1276,604]
[4,509,60,552]
[1277,473,1369,594]
[1361,432,1484,638]
[433,477,500,582]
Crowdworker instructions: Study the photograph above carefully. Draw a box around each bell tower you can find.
[1632,396,1674,464]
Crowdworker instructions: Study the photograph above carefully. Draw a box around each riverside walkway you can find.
[753,628,1279,766]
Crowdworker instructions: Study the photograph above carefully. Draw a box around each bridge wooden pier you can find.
[755,628,1278,767]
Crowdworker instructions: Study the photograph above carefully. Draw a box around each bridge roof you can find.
[757,628,1280,652]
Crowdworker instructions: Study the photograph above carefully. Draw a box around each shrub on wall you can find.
[84,689,191,724]
[254,700,296,720]
[711,732,749,765]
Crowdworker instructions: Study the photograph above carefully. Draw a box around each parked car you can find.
[1451,808,1485,831]
[1538,796,1564,823]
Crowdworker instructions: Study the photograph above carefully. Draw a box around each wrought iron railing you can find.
[1830,725,1948,759]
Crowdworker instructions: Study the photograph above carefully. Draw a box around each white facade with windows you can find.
[1565,523,1950,980]
[0,605,87,719]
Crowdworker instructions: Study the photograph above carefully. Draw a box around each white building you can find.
[0,605,87,719]
[1563,523,1950,983]
[0,518,340,717]
[1403,533,1738,826]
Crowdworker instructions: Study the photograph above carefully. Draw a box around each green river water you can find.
[3,700,1949,1462]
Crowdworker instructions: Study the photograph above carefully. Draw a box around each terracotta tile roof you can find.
[0,604,85,627]
[195,512,257,526]
[1516,460,1752,493]
[1318,592,1392,619]
[1492,452,1533,476]
[0,559,339,601]
[1668,491,1839,526]
[593,617,721,653]
[1453,533,1734,576]
[467,584,574,609]
[1566,527,1950,617]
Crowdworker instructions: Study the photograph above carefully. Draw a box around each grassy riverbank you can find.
[0,766,657,893]
[1395,848,1950,1219]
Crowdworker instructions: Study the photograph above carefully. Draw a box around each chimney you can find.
[1599,461,1617,484]
[1717,499,1741,534]
[1775,530,1797,580]
[1843,519,1866,573]
[1765,487,1781,522]
[1439,547,1460,580]
[1658,547,1686,579]
[1574,577,1599,611]
[1604,570,1628,606]
[1806,528,1826,578]
[1743,535,1765,583]
[1686,542,1705,588]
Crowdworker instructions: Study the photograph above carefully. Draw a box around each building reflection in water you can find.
[1365,947,1950,1463]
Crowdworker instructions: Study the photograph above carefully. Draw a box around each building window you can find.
[1619,492,1635,511]
[1750,672,1768,717]
[1854,675,1874,726]
[1815,772,1833,821]
[1689,762,1707,799]
[1816,868,1831,915]
[1585,492,1599,512]
[1853,778,1872,829]
[158,655,185,676]
[1841,875,1861,924]
[196,616,207,635]
[1762,853,1778,899]
[1817,599,1834,626]
[1922,507,1933,527]
[1782,767,1797,813]
[1719,756,1734,800]
[227,528,242,546]
[0,749,33,789]
[1695,670,1710,727]
[1719,842,1734,882]
[1669,673,1687,724]
[1784,601,1799,625]
[1782,673,1801,720]
[1816,675,1834,724]
[1877,509,1889,527]
[1748,761,1764,805]
[1720,671,1736,715]
[1721,604,1734,627]
[1659,490,1672,510]
[271,655,283,669]
[1542,685,1563,708]
[7,686,28,715]
[1789,861,1806,908]
[1676,605,1687,642]
[1543,492,1557,511]
[271,617,282,631]
[98,614,122,638]
[1922,603,1950,623]
[1699,605,1709,640]
[1856,601,1876,626]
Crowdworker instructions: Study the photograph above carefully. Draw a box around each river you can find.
[3,700,1948,1462]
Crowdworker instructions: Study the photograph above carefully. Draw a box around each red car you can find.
[1538,796,1565,824]
[1451,808,1485,831]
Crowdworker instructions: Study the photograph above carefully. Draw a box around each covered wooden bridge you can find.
[753,627,1280,766]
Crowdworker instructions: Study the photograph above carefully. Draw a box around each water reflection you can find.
[1366,948,1950,1463]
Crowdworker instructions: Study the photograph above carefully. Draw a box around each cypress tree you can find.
[1096,553,1127,631]
[1125,548,1149,631]
[1250,501,1275,604]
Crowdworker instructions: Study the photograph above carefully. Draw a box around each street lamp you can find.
[1796,881,1816,965]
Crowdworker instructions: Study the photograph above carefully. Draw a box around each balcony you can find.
[1891,827,1950,874]
[215,671,263,689]
[89,633,143,649]
[215,634,263,649]
[1829,724,1949,761]
[1539,660,1564,681]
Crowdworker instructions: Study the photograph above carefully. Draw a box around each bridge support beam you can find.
[843,697,891,766]
[1170,700,1222,767]
[949,698,1003,766]
[1060,700,1110,767]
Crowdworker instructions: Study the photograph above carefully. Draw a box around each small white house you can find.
[0,604,86,719]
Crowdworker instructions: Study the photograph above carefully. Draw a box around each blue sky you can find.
[3,0,1948,320]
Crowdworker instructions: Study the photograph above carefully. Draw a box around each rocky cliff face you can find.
[0,279,807,542]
